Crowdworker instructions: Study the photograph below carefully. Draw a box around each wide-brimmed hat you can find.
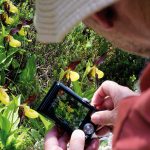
[34,0,119,43]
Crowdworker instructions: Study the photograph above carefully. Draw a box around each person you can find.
[34,0,150,149]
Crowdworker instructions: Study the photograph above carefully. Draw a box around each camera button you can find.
[83,123,94,135]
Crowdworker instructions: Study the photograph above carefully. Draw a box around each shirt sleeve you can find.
[112,89,150,150]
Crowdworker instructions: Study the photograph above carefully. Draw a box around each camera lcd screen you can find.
[50,89,90,130]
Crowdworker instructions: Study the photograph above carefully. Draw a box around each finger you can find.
[44,127,60,150]
[91,110,116,125]
[91,80,119,106]
[69,130,85,150]
[49,145,63,150]
[91,86,105,106]
[96,97,114,110]
[85,139,100,150]
[58,132,70,150]
[96,126,111,136]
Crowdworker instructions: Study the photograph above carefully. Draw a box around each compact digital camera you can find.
[38,82,97,139]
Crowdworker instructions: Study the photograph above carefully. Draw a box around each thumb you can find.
[69,130,85,150]
[91,110,117,126]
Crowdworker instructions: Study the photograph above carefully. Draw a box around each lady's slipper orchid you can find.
[23,105,39,119]
[63,61,80,82]
[65,70,80,82]
[3,13,14,25]
[4,1,18,14]
[27,39,32,42]
[18,27,27,36]
[67,106,74,113]
[9,1,18,14]
[0,87,10,105]
[89,66,104,79]
[9,35,21,47]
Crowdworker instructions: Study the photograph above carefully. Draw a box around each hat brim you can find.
[34,0,119,43]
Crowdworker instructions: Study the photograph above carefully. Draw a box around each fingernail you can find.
[91,114,99,124]
[72,129,85,139]
[70,130,85,150]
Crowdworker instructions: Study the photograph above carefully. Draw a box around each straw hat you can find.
[34,0,119,43]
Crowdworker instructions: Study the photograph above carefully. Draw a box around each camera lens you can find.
[83,123,94,135]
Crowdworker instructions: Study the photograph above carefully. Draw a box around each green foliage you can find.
[100,48,146,89]
[39,114,53,132]
[0,0,38,98]
[0,95,29,150]
[18,54,39,97]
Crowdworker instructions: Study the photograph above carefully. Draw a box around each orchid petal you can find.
[90,66,104,79]
[5,14,14,24]
[9,2,18,13]
[18,27,27,36]
[9,36,21,47]
[66,70,80,81]
[0,87,10,105]
[23,105,39,119]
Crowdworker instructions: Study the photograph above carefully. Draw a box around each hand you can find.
[91,80,138,134]
[44,126,99,150]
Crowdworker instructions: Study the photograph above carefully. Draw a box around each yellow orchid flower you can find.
[0,87,10,105]
[5,0,18,14]
[9,36,21,48]
[23,105,39,119]
[27,39,32,42]
[4,13,14,25]
[66,70,80,82]
[9,1,18,14]
[67,106,74,113]
[89,66,104,79]
[18,27,27,36]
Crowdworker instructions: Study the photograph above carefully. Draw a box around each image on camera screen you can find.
[51,90,90,130]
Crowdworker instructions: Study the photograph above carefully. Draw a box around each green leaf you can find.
[0,0,5,6]
[1,23,6,37]
[0,51,6,64]
[14,134,25,149]
[12,59,20,69]
[39,114,53,132]
[0,48,19,69]
[0,69,6,85]
[11,118,20,132]
[81,61,91,82]
[0,46,5,49]
[6,134,16,148]
[3,57,13,69]
[7,48,19,58]
[82,87,96,100]
[12,95,21,106]
[18,49,26,55]
[85,41,92,48]
[72,81,82,96]
[19,54,36,83]
[0,104,6,113]
[3,95,21,124]
[59,68,65,81]
[0,114,11,144]
[30,129,41,141]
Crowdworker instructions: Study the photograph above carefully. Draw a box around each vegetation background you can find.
[0,0,148,149]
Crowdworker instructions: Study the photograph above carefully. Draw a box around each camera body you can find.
[38,82,97,139]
